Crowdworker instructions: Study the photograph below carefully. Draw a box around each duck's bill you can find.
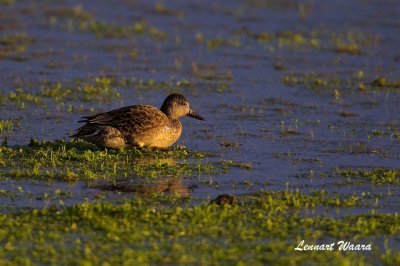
[188,109,205,120]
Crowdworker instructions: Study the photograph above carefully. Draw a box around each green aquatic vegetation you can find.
[0,139,224,181]
[148,27,168,40]
[102,75,230,94]
[70,77,193,94]
[277,31,306,45]
[44,7,167,40]
[389,128,400,141]
[335,142,389,156]
[253,32,273,42]
[334,43,361,55]
[248,190,361,208]
[371,77,400,89]
[219,160,252,170]
[279,121,301,137]
[45,6,94,21]
[251,31,320,49]
[1,76,216,112]
[121,78,193,92]
[381,251,400,266]
[280,128,301,137]
[76,77,121,102]
[218,140,241,149]
[192,63,233,81]
[7,88,42,108]
[40,83,73,101]
[1,78,120,109]
[0,187,73,201]
[0,120,14,133]
[282,73,355,93]
[368,129,386,139]
[92,75,229,95]
[251,29,376,54]
[0,33,32,47]
[0,191,397,265]
[206,36,241,49]
[281,72,400,95]
[0,33,33,58]
[229,104,264,116]
[153,2,185,17]
[84,21,145,38]
[292,157,321,165]
[0,0,14,5]
[35,189,74,201]
[79,21,167,40]
[330,31,378,55]
[338,111,358,117]
[340,168,400,185]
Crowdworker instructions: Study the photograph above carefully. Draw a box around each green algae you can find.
[340,168,400,185]
[78,20,166,40]
[83,21,167,40]
[250,30,320,49]
[0,78,121,111]
[0,33,33,58]
[206,37,241,49]
[334,43,361,55]
[0,191,397,265]
[0,120,14,133]
[0,187,74,201]
[371,77,400,89]
[250,29,377,53]
[45,6,94,21]
[280,129,301,137]
[0,76,231,114]
[334,142,392,158]
[43,5,167,40]
[85,21,147,38]
[192,63,233,81]
[0,1,398,264]
[42,77,121,102]
[338,111,358,118]
[330,31,378,55]
[7,88,42,108]
[282,73,358,93]
[368,130,386,139]
[0,139,244,181]
[218,140,241,149]
[0,33,32,47]
[219,159,252,170]
[0,0,14,5]
[153,2,185,17]
[283,72,400,95]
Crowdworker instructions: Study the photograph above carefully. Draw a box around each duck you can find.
[71,94,204,149]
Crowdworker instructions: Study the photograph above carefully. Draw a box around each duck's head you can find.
[161,94,205,120]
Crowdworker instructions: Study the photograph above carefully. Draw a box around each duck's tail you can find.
[70,124,100,139]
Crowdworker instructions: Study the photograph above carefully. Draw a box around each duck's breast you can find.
[130,119,182,148]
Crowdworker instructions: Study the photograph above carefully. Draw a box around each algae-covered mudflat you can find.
[0,0,399,265]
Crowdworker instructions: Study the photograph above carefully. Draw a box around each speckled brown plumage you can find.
[71,94,205,149]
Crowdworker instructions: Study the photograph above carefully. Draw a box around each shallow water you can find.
[0,0,399,254]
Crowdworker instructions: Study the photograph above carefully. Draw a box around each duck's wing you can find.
[78,105,135,124]
[79,105,169,134]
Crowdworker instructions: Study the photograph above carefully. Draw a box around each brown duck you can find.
[71,94,204,149]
